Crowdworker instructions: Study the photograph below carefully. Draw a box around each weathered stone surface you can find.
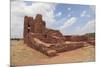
[87,40,95,45]
[24,16,29,43]
[32,14,46,33]
[23,14,85,56]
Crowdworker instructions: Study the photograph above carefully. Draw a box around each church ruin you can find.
[23,14,92,57]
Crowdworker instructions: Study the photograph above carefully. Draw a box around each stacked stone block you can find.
[23,14,86,57]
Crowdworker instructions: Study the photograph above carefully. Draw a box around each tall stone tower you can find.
[23,14,65,44]
[23,16,29,43]
[33,14,46,33]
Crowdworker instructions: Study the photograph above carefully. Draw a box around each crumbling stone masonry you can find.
[23,14,85,57]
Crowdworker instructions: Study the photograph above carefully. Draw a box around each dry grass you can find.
[10,40,95,66]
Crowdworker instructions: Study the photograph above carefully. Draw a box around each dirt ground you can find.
[10,40,95,66]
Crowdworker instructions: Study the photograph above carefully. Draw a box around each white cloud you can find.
[11,1,95,38]
[76,20,95,35]
[56,12,62,16]
[80,10,86,17]
[67,14,71,17]
[67,7,71,11]
[60,20,95,35]
[59,17,77,35]
[11,1,56,38]
[87,14,91,18]
[90,5,95,12]
[59,17,77,30]
[80,10,91,18]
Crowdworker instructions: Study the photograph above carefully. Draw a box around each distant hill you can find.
[83,33,95,38]
[10,38,23,40]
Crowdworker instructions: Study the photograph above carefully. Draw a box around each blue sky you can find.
[11,1,95,38]
[52,3,95,35]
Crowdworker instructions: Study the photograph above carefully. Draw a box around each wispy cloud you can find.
[11,1,57,38]
[67,7,71,11]
[80,10,86,17]
[79,20,95,35]
[56,12,62,16]
[59,17,77,35]
[11,1,95,38]
[90,5,95,12]
[75,20,95,35]
[60,17,77,30]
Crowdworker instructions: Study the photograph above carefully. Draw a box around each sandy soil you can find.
[10,40,95,66]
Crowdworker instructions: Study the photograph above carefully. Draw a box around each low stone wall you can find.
[64,36,89,42]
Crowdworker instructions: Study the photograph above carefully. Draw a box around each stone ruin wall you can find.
[23,14,95,56]
[24,14,65,44]
[24,14,95,45]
